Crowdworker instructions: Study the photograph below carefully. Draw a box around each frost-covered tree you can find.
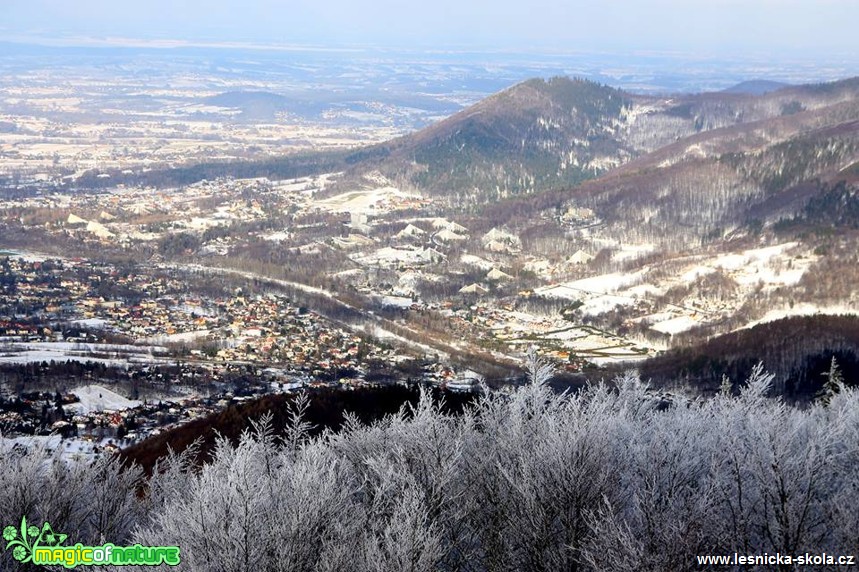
[0,439,142,571]
[2,357,858,572]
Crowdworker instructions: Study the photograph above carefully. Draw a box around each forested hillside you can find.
[627,315,859,397]
[340,76,859,207]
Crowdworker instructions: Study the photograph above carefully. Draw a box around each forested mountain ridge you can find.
[475,79,859,249]
[318,77,635,204]
[566,101,859,248]
[321,75,859,206]
[615,314,859,397]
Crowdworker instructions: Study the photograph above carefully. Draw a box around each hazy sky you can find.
[3,0,858,56]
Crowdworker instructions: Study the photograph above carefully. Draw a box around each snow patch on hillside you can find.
[314,186,420,214]
[66,384,141,414]
[742,304,859,330]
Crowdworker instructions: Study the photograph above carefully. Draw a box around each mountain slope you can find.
[476,79,859,248]
[325,76,859,208]
[626,315,859,398]
[591,101,859,247]
[457,78,859,346]
[350,77,635,203]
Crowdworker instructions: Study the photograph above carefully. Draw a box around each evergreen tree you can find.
[817,356,845,405]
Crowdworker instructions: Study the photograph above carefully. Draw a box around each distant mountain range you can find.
[203,88,459,125]
[722,79,792,95]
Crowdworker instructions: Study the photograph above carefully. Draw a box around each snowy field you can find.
[537,270,647,298]
[0,341,170,365]
[741,304,859,330]
[350,246,443,268]
[65,384,142,414]
[529,241,824,337]
[314,186,422,215]
[0,434,115,463]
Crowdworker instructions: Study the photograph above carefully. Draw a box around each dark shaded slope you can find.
[627,315,859,398]
[119,385,474,474]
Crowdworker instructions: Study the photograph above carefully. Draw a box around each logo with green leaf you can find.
[3,516,68,564]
